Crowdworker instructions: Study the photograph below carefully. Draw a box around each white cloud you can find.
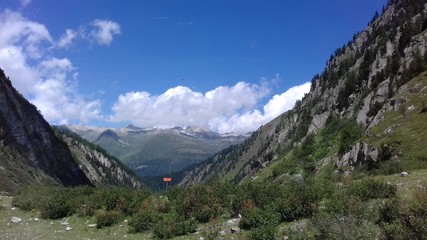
[56,20,121,48]
[208,82,311,134]
[263,82,311,119]
[91,19,121,45]
[109,80,311,134]
[0,10,102,124]
[57,29,77,48]
[20,0,31,7]
[0,10,52,59]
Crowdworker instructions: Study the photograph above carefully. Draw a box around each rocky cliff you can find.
[0,68,144,194]
[55,127,144,189]
[179,0,427,185]
[0,68,91,193]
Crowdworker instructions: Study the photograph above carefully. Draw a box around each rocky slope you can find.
[179,0,427,185]
[0,68,90,194]
[54,127,144,188]
[66,124,247,177]
[0,68,144,194]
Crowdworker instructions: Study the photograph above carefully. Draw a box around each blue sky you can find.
[0,0,386,133]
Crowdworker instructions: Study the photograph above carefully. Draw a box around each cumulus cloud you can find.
[109,80,311,134]
[91,19,121,45]
[0,9,102,123]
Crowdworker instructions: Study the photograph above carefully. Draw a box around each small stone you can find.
[87,224,97,228]
[231,226,240,233]
[11,207,16,210]
[124,219,128,223]
[11,217,22,223]
[34,218,39,221]
[65,226,72,231]
[401,171,409,177]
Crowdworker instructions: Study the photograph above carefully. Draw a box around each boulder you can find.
[401,171,409,177]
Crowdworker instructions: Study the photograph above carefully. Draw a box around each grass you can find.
[374,168,427,201]
[0,195,247,240]
[366,71,427,170]
[0,196,152,240]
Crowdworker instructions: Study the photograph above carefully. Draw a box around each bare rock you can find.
[308,112,330,134]
[11,217,22,223]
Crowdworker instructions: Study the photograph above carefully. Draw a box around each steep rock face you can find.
[0,68,90,193]
[179,0,427,185]
[56,128,144,188]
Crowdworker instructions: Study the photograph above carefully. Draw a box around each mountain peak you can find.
[126,124,142,130]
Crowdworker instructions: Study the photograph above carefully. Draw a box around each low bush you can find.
[12,186,51,211]
[40,191,73,219]
[128,204,159,233]
[313,212,378,240]
[95,210,122,228]
[376,160,403,175]
[152,212,197,239]
[380,184,427,239]
[248,224,276,240]
[346,178,396,201]
[239,207,280,230]
[277,180,320,221]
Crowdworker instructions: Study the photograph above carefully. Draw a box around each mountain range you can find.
[65,124,247,177]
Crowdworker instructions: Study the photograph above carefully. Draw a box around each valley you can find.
[0,0,427,239]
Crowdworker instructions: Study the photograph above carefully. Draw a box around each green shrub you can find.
[376,160,403,175]
[249,224,276,240]
[40,191,73,219]
[376,198,400,224]
[239,207,280,230]
[281,220,317,240]
[347,178,396,201]
[128,207,159,233]
[324,188,364,216]
[380,184,427,239]
[168,185,224,223]
[152,212,197,239]
[200,221,221,240]
[75,196,97,217]
[12,186,51,211]
[277,180,320,221]
[313,212,378,240]
[95,210,122,228]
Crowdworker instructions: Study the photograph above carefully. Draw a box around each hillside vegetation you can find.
[179,0,427,186]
